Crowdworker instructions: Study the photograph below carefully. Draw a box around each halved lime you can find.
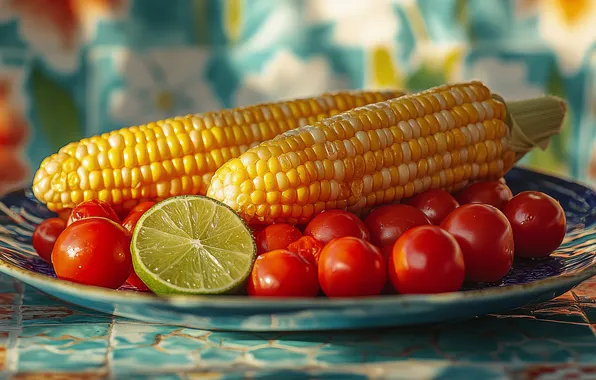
[130,195,256,295]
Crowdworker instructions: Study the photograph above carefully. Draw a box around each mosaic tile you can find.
[0,331,9,371]
[581,303,596,323]
[16,325,110,372]
[19,306,112,326]
[11,373,107,379]
[573,277,596,303]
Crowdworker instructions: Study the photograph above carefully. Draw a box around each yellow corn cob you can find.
[206,81,561,225]
[32,90,406,213]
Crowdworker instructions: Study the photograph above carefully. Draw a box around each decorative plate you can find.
[0,167,594,332]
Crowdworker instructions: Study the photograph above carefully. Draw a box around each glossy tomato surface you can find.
[503,191,566,258]
[255,224,302,255]
[129,201,156,215]
[120,210,151,291]
[304,210,370,245]
[52,217,132,289]
[247,249,319,297]
[287,236,325,263]
[363,204,431,247]
[388,225,465,294]
[32,218,66,262]
[318,237,386,297]
[455,180,513,210]
[67,199,121,226]
[405,189,459,225]
[441,204,514,283]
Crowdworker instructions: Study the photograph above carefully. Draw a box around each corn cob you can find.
[206,81,566,225]
[32,90,406,213]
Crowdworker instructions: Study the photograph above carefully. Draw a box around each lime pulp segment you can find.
[130,195,256,295]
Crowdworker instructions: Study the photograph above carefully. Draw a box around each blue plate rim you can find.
[0,166,594,310]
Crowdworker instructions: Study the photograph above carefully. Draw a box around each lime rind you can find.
[130,195,256,296]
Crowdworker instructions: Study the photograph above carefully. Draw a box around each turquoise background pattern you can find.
[0,0,595,194]
[0,275,592,378]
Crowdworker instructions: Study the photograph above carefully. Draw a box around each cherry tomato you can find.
[57,209,72,221]
[52,217,132,289]
[455,180,513,210]
[318,237,386,297]
[129,201,156,215]
[380,245,397,295]
[287,236,325,263]
[122,211,144,234]
[363,204,431,248]
[304,210,370,245]
[120,210,151,291]
[32,218,66,262]
[250,225,265,240]
[125,271,151,292]
[255,223,302,255]
[388,225,465,294]
[67,199,121,226]
[405,189,459,225]
[441,204,514,283]
[247,249,319,297]
[503,191,566,258]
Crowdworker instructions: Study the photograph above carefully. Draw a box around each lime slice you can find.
[130,195,256,295]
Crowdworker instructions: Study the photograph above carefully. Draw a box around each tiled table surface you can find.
[0,275,593,380]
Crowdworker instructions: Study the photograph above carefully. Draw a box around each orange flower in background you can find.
[0,0,128,72]
[0,80,30,195]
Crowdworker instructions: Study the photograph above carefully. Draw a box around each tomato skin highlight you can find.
[287,236,325,263]
[247,249,319,297]
[67,199,121,226]
[441,204,514,283]
[255,223,302,255]
[52,217,132,289]
[121,211,144,235]
[363,204,431,248]
[32,218,66,262]
[129,201,156,215]
[304,210,370,245]
[405,189,459,225]
[503,191,566,258]
[388,225,465,294]
[318,237,386,298]
[455,180,513,210]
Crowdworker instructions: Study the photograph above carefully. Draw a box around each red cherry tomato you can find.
[255,223,302,255]
[52,217,132,289]
[32,218,66,262]
[455,180,513,210]
[363,204,431,247]
[250,225,265,240]
[405,189,459,225]
[503,191,566,258]
[388,225,465,294]
[122,211,144,234]
[247,249,319,297]
[304,210,370,245]
[441,204,514,283]
[125,271,151,292]
[318,237,386,297]
[67,199,120,226]
[120,210,151,291]
[287,236,325,263]
[379,245,397,295]
[129,201,156,215]
[57,209,72,221]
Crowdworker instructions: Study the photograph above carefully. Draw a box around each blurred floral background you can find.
[0,0,595,193]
